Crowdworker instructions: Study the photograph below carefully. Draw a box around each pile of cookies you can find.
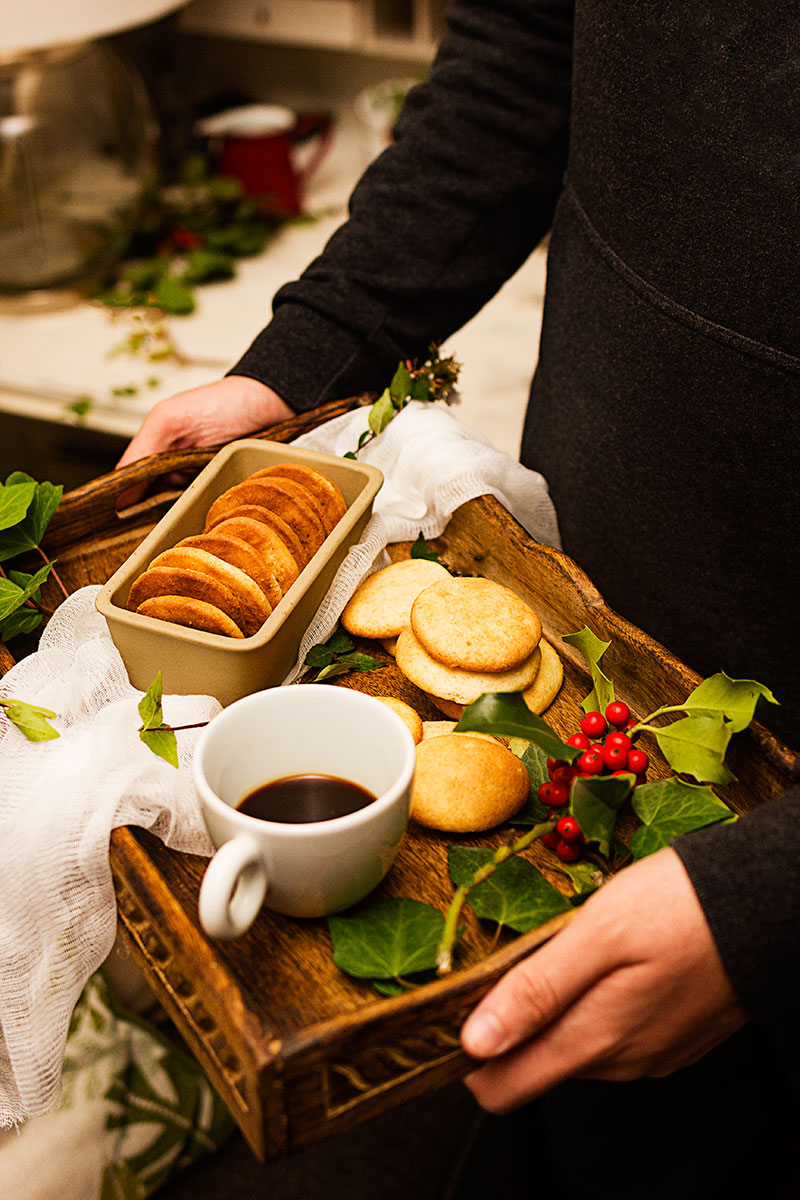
[342,561,565,833]
[127,463,347,638]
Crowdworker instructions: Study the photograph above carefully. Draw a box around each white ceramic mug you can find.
[193,685,416,937]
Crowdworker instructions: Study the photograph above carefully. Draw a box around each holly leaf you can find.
[448,847,571,933]
[562,626,615,715]
[367,388,395,435]
[570,773,634,858]
[329,897,446,979]
[509,741,551,825]
[682,672,779,733]
[630,778,735,859]
[139,726,179,768]
[652,712,734,784]
[454,691,579,762]
[0,697,60,741]
[138,671,164,731]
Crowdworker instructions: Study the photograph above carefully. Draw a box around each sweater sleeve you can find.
[673,767,800,1027]
[229,0,575,411]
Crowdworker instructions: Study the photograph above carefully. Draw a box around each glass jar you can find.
[0,40,157,307]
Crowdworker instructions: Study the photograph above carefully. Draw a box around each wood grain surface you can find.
[2,400,794,1160]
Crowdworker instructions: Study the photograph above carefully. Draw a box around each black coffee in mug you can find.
[237,774,377,824]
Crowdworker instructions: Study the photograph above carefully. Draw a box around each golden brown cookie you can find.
[522,637,564,714]
[136,596,245,638]
[375,696,424,744]
[208,515,300,591]
[204,480,326,564]
[410,734,530,832]
[381,636,399,657]
[396,626,541,705]
[127,565,248,632]
[148,546,272,636]
[410,576,542,672]
[426,694,465,720]
[177,531,283,607]
[207,505,309,571]
[421,720,498,743]
[341,559,451,639]
[251,464,347,535]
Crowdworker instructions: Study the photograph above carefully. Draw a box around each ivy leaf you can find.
[367,388,395,435]
[389,361,413,406]
[682,672,779,733]
[138,671,165,731]
[630,778,735,859]
[409,533,442,562]
[0,477,63,561]
[0,697,60,741]
[562,627,615,714]
[570,773,634,858]
[0,606,44,640]
[0,479,36,534]
[448,847,571,932]
[139,726,179,769]
[0,578,26,621]
[329,897,446,980]
[556,859,605,896]
[454,691,578,762]
[652,712,734,784]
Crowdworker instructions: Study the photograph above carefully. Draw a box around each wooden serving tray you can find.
[3,400,794,1161]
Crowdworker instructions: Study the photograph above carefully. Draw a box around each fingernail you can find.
[463,1010,507,1057]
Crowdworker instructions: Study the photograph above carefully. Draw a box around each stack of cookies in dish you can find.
[126,463,347,638]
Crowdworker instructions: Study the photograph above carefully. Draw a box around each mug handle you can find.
[290,111,334,186]
[198,835,268,939]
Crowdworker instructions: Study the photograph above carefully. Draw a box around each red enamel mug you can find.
[195,104,333,214]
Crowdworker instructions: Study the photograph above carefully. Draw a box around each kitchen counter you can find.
[0,108,546,466]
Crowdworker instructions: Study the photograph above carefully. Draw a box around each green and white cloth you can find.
[0,972,234,1200]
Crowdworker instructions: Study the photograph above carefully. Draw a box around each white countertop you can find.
[0,109,546,460]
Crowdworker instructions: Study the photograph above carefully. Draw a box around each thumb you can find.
[461,906,617,1059]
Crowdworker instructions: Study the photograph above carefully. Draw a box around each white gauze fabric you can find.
[0,400,559,1128]
[0,592,219,1128]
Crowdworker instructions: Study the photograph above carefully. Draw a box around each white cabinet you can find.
[180,0,447,60]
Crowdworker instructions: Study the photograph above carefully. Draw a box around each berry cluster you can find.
[538,701,648,863]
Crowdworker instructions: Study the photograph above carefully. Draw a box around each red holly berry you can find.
[556,838,582,862]
[546,757,567,777]
[551,764,577,787]
[605,700,631,727]
[627,748,649,775]
[605,731,633,752]
[567,731,591,751]
[577,748,605,775]
[580,711,607,738]
[538,780,569,808]
[541,830,560,850]
[556,815,582,842]
[602,743,629,770]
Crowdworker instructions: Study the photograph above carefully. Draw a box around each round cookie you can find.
[177,531,283,607]
[522,637,564,714]
[375,696,423,744]
[410,577,542,672]
[410,734,530,832]
[208,505,308,571]
[396,626,541,705]
[127,565,249,633]
[341,559,451,639]
[148,546,272,635]
[204,480,326,565]
[209,515,300,590]
[136,596,244,638]
[381,636,399,657]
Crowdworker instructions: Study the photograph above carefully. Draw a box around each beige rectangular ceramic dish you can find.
[95,439,383,705]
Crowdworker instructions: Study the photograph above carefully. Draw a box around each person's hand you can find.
[116,375,295,469]
[461,847,747,1113]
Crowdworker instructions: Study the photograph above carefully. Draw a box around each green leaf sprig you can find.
[304,630,385,682]
[0,697,60,742]
[344,345,461,459]
[137,671,179,768]
[0,472,66,644]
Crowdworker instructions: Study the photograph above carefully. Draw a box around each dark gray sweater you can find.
[231,0,800,1029]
